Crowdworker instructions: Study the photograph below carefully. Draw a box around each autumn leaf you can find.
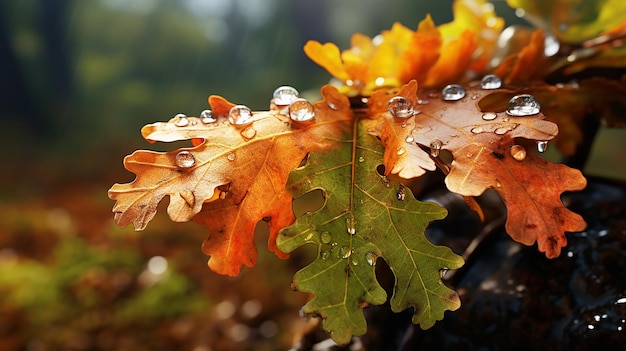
[369,81,587,258]
[109,86,352,276]
[277,115,463,344]
[304,0,503,95]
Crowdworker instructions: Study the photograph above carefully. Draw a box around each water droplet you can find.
[304,231,317,241]
[442,84,466,101]
[439,268,449,278]
[175,151,195,168]
[506,94,540,116]
[240,127,257,140]
[346,216,356,235]
[229,105,254,126]
[180,190,195,207]
[494,124,517,135]
[536,140,548,153]
[365,252,377,266]
[289,98,315,122]
[272,86,299,106]
[397,148,405,156]
[339,246,352,259]
[417,99,429,105]
[320,231,332,244]
[482,112,497,121]
[396,185,406,201]
[358,156,365,163]
[174,113,189,127]
[387,96,414,118]
[227,152,236,161]
[481,74,502,89]
[200,110,216,124]
[510,144,527,161]
[430,139,442,157]
[405,135,414,143]
[471,126,484,134]
[320,249,331,260]
[544,35,560,57]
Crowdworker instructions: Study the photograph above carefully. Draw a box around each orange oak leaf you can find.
[368,81,587,258]
[109,86,352,276]
[493,29,549,84]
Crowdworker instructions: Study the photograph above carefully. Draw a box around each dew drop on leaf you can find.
[430,139,443,157]
[396,184,406,201]
[442,84,466,101]
[506,94,540,116]
[358,156,365,163]
[351,257,359,266]
[320,231,332,244]
[304,230,317,242]
[339,246,352,259]
[387,96,414,118]
[320,249,331,260]
[482,112,497,121]
[226,152,236,161]
[494,124,517,135]
[174,113,189,127]
[439,268,449,278]
[510,144,527,161]
[346,216,356,235]
[200,110,216,124]
[240,126,257,140]
[480,74,502,89]
[365,252,377,266]
[537,140,548,153]
[397,148,406,156]
[405,135,414,143]
[471,126,484,134]
[289,98,316,122]
[175,151,195,168]
[272,86,299,106]
[229,105,254,126]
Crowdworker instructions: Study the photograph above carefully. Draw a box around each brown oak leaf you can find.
[109,86,352,276]
[368,81,587,258]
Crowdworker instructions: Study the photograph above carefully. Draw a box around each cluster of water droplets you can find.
[272,86,316,122]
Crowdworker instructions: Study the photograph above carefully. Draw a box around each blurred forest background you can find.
[0,0,624,350]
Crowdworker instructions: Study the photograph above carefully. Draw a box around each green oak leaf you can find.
[277,120,464,345]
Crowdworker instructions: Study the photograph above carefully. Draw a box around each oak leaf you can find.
[108,86,352,276]
[369,81,587,258]
[277,119,463,344]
